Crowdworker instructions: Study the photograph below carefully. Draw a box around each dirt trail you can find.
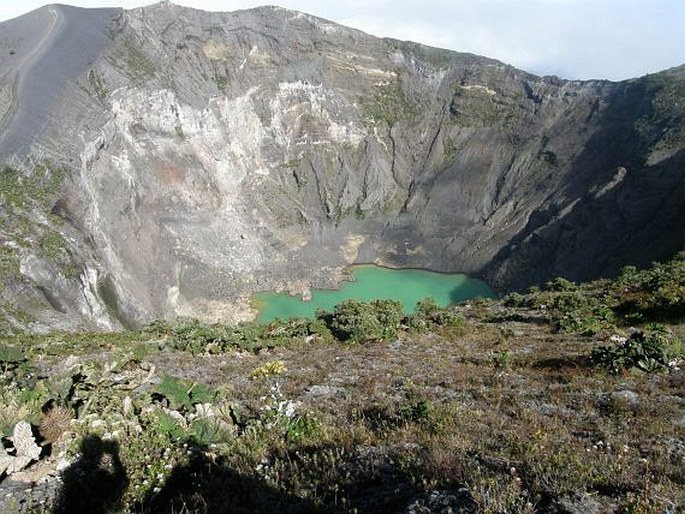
[0,5,116,158]
[0,6,64,143]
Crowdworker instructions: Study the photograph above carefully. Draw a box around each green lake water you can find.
[253,265,495,323]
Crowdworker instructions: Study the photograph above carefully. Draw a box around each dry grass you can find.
[1,258,683,512]
[121,311,682,513]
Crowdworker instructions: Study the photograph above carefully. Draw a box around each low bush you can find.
[546,277,578,292]
[320,299,402,343]
[614,252,685,319]
[549,291,616,335]
[0,343,25,375]
[153,316,334,355]
[503,291,526,308]
[406,298,465,332]
[590,328,683,373]
[153,375,217,412]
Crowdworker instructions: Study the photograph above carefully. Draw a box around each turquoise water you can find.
[253,264,495,323]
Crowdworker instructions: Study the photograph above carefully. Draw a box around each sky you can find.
[0,0,683,81]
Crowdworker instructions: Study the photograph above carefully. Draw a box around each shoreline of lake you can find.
[253,264,495,323]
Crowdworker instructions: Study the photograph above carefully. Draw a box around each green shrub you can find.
[306,318,335,343]
[154,409,186,438]
[407,298,465,331]
[284,413,321,444]
[261,317,334,346]
[397,398,433,424]
[322,299,402,343]
[0,343,25,374]
[118,422,187,505]
[490,349,511,369]
[550,292,615,335]
[169,317,228,354]
[153,375,216,413]
[615,253,685,318]
[590,329,683,373]
[546,277,578,292]
[165,316,334,355]
[503,292,526,308]
[189,417,233,446]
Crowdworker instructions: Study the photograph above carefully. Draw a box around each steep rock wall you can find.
[0,3,683,331]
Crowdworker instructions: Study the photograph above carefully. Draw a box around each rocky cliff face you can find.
[0,2,683,332]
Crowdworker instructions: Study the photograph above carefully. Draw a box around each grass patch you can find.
[363,81,418,126]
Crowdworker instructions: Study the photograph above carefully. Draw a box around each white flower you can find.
[278,400,300,418]
[195,403,215,418]
[123,396,133,416]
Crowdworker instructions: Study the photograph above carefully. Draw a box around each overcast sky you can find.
[1,0,683,81]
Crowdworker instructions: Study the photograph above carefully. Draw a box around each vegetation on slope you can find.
[0,254,683,513]
[0,163,78,333]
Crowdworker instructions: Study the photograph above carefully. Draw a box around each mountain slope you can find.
[0,254,683,512]
[0,2,683,332]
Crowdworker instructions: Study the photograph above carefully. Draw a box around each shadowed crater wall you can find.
[0,3,683,331]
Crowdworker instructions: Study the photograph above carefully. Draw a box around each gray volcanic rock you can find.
[0,2,683,331]
[0,4,118,156]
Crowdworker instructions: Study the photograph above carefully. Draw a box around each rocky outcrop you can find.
[0,2,683,331]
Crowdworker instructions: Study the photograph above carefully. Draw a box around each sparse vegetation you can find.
[590,326,683,373]
[0,163,64,213]
[87,69,109,102]
[109,40,158,83]
[363,81,417,126]
[0,254,683,512]
[0,162,81,319]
